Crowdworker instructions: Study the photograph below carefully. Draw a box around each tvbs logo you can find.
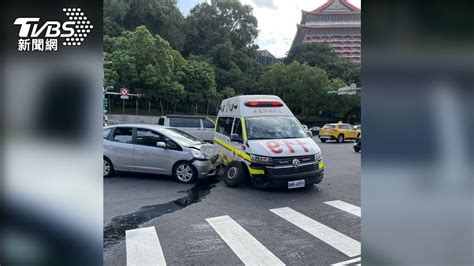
[14,8,93,52]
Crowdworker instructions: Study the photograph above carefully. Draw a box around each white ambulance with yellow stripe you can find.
[214,95,324,189]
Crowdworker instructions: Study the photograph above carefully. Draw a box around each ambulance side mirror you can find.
[302,125,312,137]
[230,134,243,143]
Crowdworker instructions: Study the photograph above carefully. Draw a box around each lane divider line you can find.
[324,200,361,217]
[206,215,285,266]
[126,226,167,266]
[270,207,361,257]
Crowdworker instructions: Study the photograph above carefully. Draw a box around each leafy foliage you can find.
[176,60,217,114]
[260,62,329,117]
[183,1,263,96]
[104,26,215,114]
[183,1,258,57]
[286,42,360,86]
[104,0,185,49]
[260,62,360,124]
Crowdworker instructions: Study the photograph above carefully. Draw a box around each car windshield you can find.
[163,128,203,146]
[323,124,336,129]
[245,116,307,140]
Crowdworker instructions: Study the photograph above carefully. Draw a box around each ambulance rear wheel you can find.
[223,162,246,188]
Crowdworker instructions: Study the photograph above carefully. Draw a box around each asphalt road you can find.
[104,138,361,266]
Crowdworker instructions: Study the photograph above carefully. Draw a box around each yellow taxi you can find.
[319,122,360,143]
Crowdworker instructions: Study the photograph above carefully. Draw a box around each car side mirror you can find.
[156,141,167,149]
[230,134,243,143]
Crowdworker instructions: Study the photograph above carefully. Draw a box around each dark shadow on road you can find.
[109,172,178,182]
[103,178,220,249]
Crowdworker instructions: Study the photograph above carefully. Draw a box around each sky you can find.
[177,0,361,58]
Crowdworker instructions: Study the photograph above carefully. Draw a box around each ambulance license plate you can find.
[288,179,305,189]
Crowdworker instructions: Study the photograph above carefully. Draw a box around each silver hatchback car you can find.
[103,124,222,183]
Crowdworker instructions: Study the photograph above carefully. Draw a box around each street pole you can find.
[148,100,151,115]
[122,99,125,114]
[136,98,138,115]
[108,94,112,114]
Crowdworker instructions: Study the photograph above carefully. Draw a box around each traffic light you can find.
[103,98,109,108]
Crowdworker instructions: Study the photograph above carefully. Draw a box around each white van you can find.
[157,115,215,143]
[214,95,324,189]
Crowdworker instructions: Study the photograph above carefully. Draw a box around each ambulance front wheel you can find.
[223,162,247,188]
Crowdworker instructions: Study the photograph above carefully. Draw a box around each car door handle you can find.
[135,149,143,153]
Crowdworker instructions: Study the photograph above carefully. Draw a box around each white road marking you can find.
[270,207,361,257]
[206,215,285,266]
[324,200,361,217]
[126,226,166,266]
[331,256,361,265]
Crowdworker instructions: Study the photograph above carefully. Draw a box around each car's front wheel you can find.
[337,134,345,143]
[174,162,197,184]
[103,157,114,178]
[320,138,327,143]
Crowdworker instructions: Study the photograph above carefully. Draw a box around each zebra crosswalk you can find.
[324,200,361,217]
[206,215,285,266]
[126,226,167,266]
[270,207,361,257]
[125,200,360,266]
[331,256,361,266]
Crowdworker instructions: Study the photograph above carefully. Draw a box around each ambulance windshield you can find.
[245,116,307,140]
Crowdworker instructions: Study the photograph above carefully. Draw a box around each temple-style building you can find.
[292,0,361,63]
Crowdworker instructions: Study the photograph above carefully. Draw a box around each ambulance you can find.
[214,95,324,189]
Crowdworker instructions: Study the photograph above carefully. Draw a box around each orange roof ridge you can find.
[309,0,360,13]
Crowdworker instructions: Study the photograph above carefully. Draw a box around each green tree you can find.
[326,79,360,123]
[323,78,347,118]
[104,68,119,87]
[104,17,125,37]
[104,26,177,114]
[177,60,217,114]
[183,2,262,95]
[184,1,258,57]
[260,62,329,117]
[105,25,221,115]
[214,86,236,113]
[286,42,360,85]
[104,0,185,49]
[261,62,360,124]
[166,81,186,114]
[220,86,236,99]
[182,1,262,94]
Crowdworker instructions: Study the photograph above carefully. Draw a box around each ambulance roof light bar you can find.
[245,100,283,107]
